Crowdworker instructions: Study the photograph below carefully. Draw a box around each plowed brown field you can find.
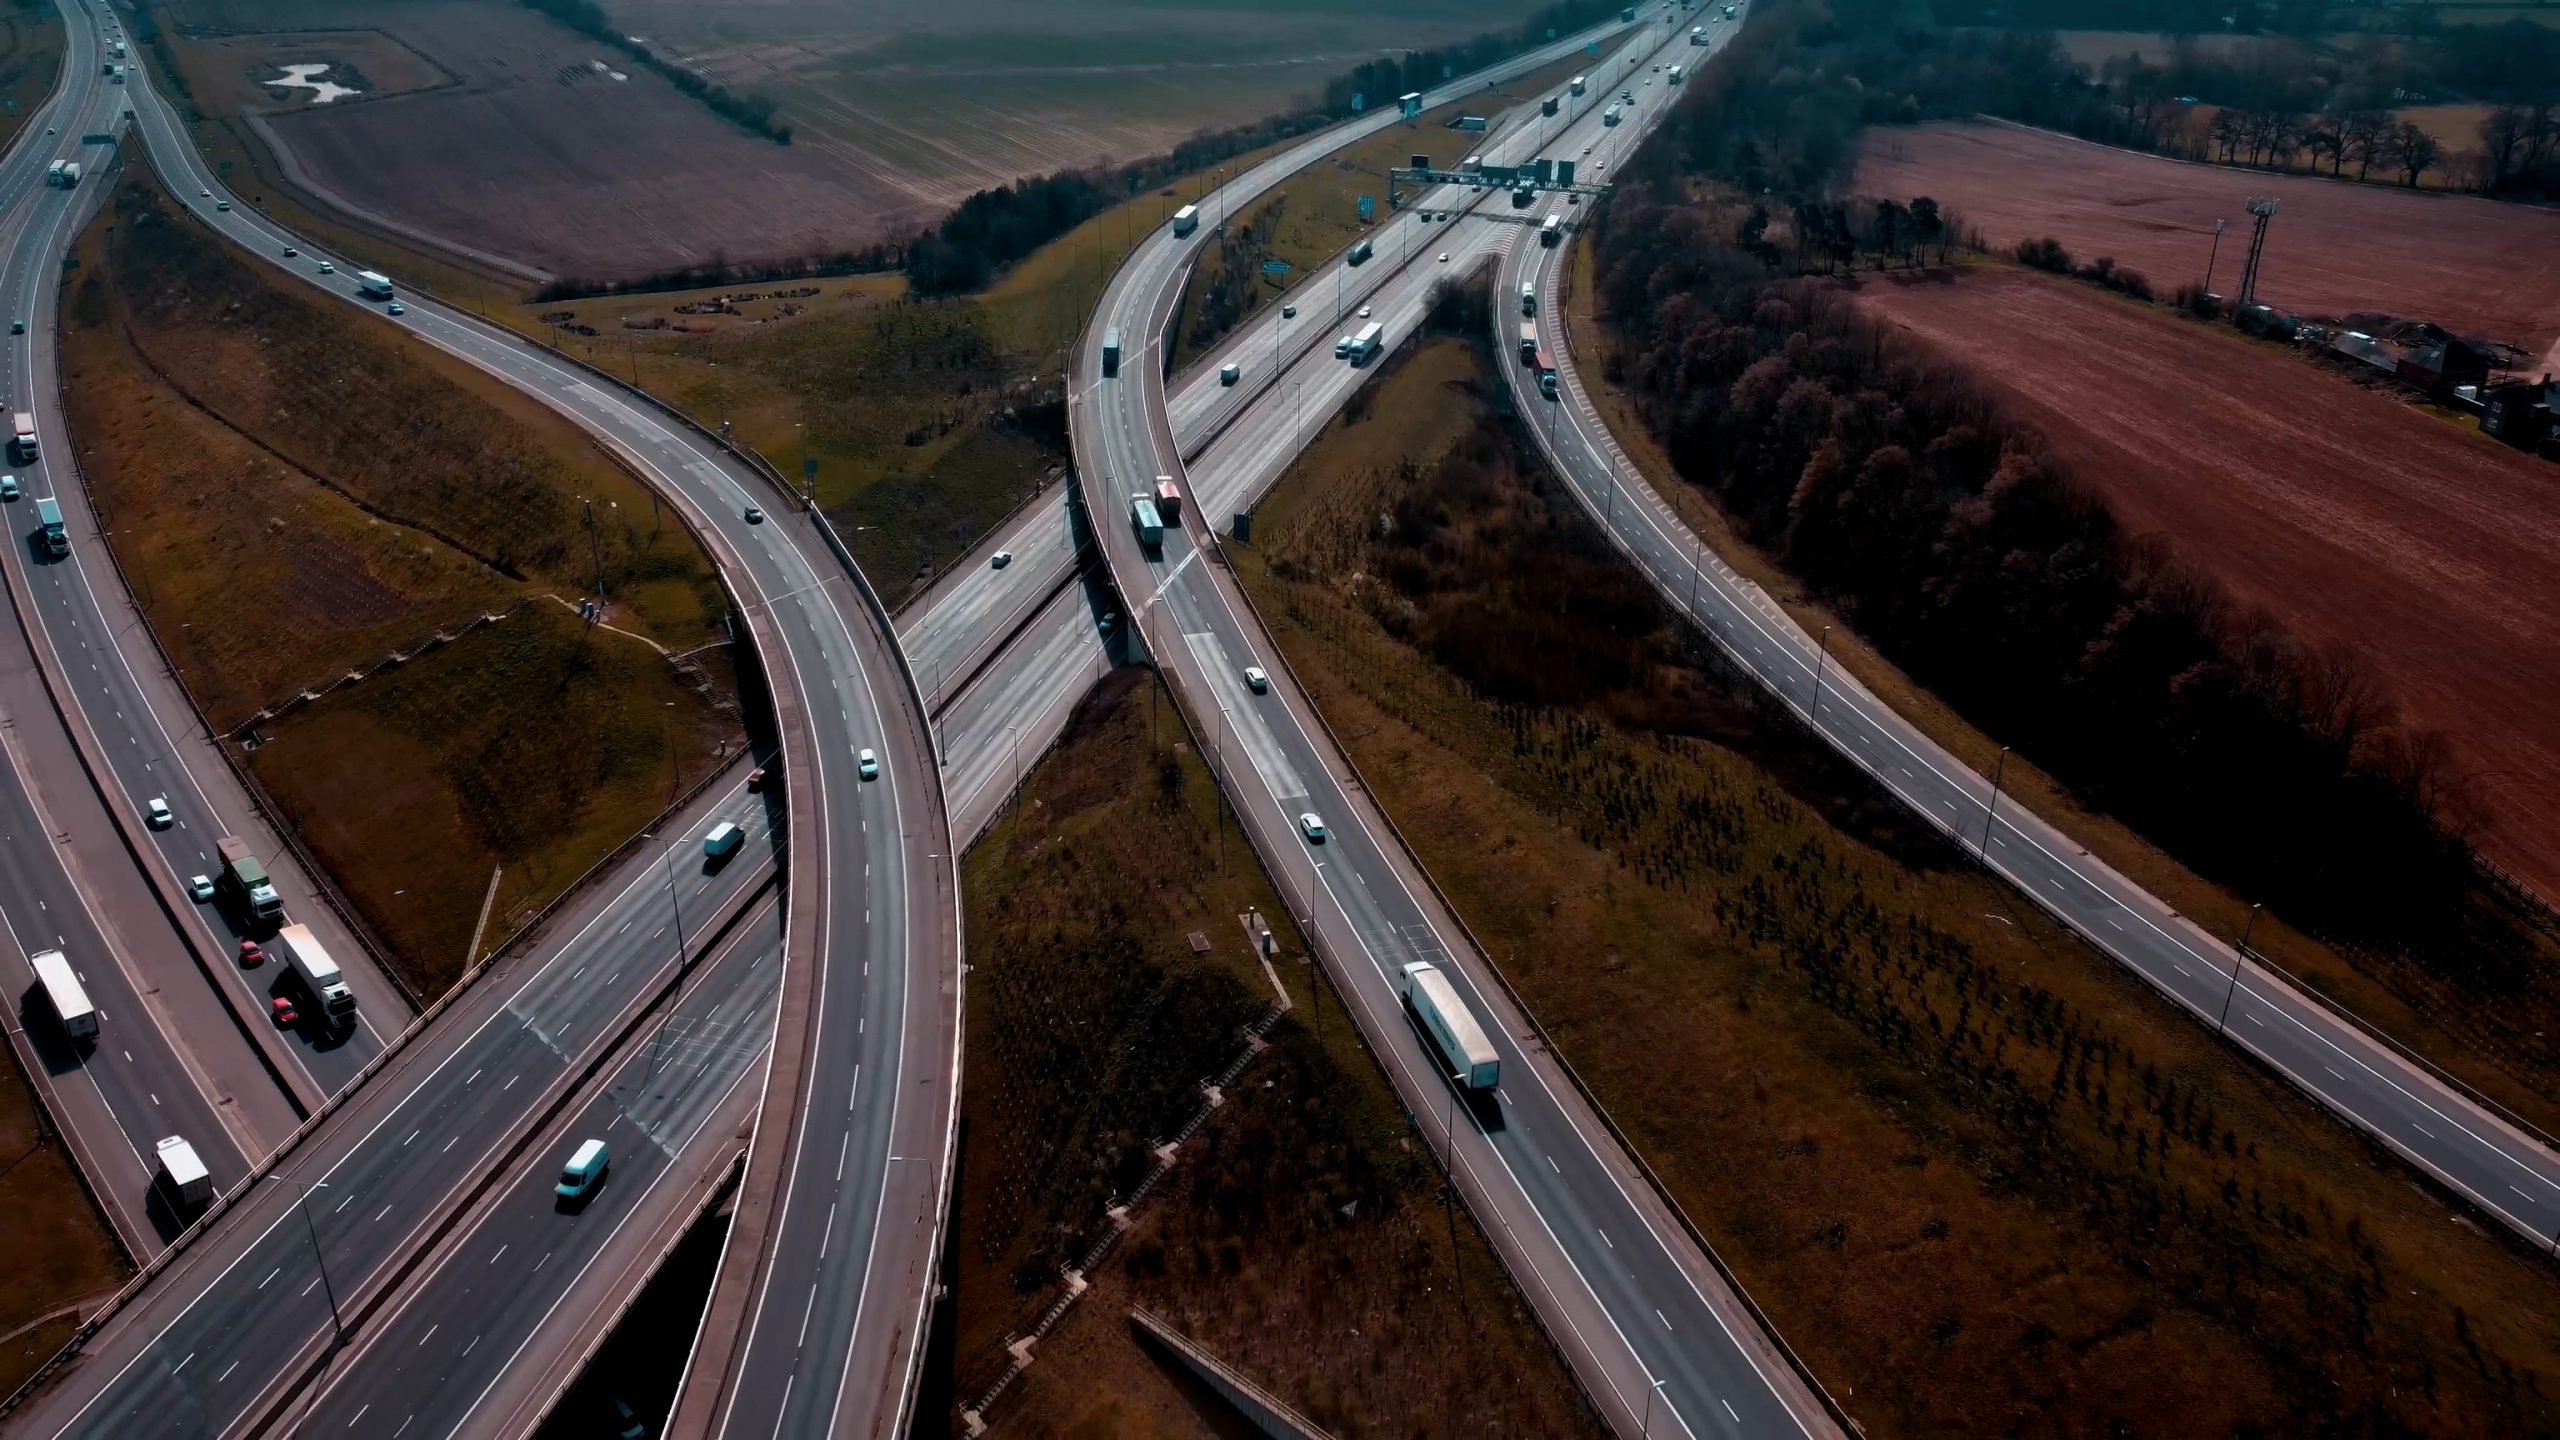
[1855,121,2560,370]
[1860,265,2560,898]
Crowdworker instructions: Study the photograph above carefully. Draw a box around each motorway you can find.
[1074,10,1844,1440]
[1501,148,2560,1255]
[913,22,1656,846]
[0,0,310,1258]
[8,0,959,1431]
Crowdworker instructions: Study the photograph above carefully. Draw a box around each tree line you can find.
[514,0,792,144]
[1587,182,2477,949]
[905,0,1631,298]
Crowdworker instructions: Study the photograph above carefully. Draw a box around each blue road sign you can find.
[1356,194,1376,220]
[1261,260,1292,275]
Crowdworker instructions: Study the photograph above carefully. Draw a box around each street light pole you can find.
[281,1177,344,1344]
[1641,1377,1668,1437]
[1978,745,2009,860]
[1803,624,1832,723]
[2219,903,2261,1034]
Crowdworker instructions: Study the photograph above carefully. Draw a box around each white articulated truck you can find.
[156,1135,212,1207]
[1345,321,1384,365]
[1400,962,1500,1090]
[277,922,357,1028]
[355,270,394,300]
[32,949,97,1040]
[1171,204,1200,238]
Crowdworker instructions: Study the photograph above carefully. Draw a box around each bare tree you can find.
[2340,110,2390,182]
[2386,121,2442,187]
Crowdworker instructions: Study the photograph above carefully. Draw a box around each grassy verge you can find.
[0,1054,126,1398]
[0,0,62,155]
[1561,232,2560,1139]
[950,668,1600,1437]
[64,158,740,995]
[1230,332,2560,1436]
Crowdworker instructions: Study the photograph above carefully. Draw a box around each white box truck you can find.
[1399,962,1499,1090]
[31,949,97,1040]
[156,1135,212,1207]
[355,271,394,300]
[277,922,357,1028]
[1346,321,1384,365]
[1171,204,1199,238]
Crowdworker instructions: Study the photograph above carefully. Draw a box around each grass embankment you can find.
[1230,332,2560,1436]
[1172,41,1628,369]
[1558,237,2560,1139]
[64,163,739,995]
[0,0,62,154]
[950,669,1598,1437]
[0,1056,125,1397]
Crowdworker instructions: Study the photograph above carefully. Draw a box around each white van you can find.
[556,1138,608,1200]
[702,821,743,859]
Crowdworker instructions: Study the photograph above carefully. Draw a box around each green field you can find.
[0,1053,126,1398]
[949,668,1599,1436]
[1230,331,2560,1437]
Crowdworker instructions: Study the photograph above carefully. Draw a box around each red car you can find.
[239,939,265,967]
[270,995,299,1027]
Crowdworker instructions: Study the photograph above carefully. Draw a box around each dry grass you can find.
[1230,335,2560,1437]
[0,1,62,155]
[64,161,739,995]
[0,1054,126,1398]
[949,668,1599,1438]
[1561,232,2560,1136]
[246,601,736,996]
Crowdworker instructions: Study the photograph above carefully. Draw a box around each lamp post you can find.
[1640,1377,1668,1437]
[1803,624,1832,723]
[272,1176,344,1344]
[2219,903,2261,1034]
[1978,745,2009,860]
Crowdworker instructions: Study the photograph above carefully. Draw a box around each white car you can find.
[317,261,334,274]
[1282,303,1297,318]
[146,797,173,829]
[858,748,879,781]
[1357,304,1372,319]
[991,550,1011,568]
[189,875,216,902]
[1437,251,1449,262]
[1299,813,1327,843]
[199,188,211,198]
[1244,666,1269,693]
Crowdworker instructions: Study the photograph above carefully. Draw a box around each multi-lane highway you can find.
[1501,141,2560,1256]
[0,0,314,1258]
[8,768,781,1437]
[7,0,959,1431]
[1073,10,1845,1439]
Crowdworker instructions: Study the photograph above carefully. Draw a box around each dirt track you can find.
[1860,266,2560,900]
[1855,121,2560,369]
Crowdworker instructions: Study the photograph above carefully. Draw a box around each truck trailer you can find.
[1669,63,1686,82]
[1535,348,1558,398]
[1130,495,1164,548]
[44,160,78,188]
[1541,95,1559,117]
[1569,75,1587,96]
[1603,105,1622,126]
[1154,477,1182,522]
[355,270,394,300]
[33,496,66,556]
[216,835,285,926]
[156,1136,212,1207]
[1540,213,1563,246]
[31,949,96,1040]
[1346,321,1384,365]
[1171,204,1200,238]
[1520,322,1539,363]
[1399,961,1500,1090]
[11,411,36,463]
[277,922,357,1028]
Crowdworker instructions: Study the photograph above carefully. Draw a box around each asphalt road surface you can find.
[1072,11,1843,1439]
[1502,177,2560,1255]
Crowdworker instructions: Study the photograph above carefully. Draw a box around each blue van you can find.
[556,1138,608,1201]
